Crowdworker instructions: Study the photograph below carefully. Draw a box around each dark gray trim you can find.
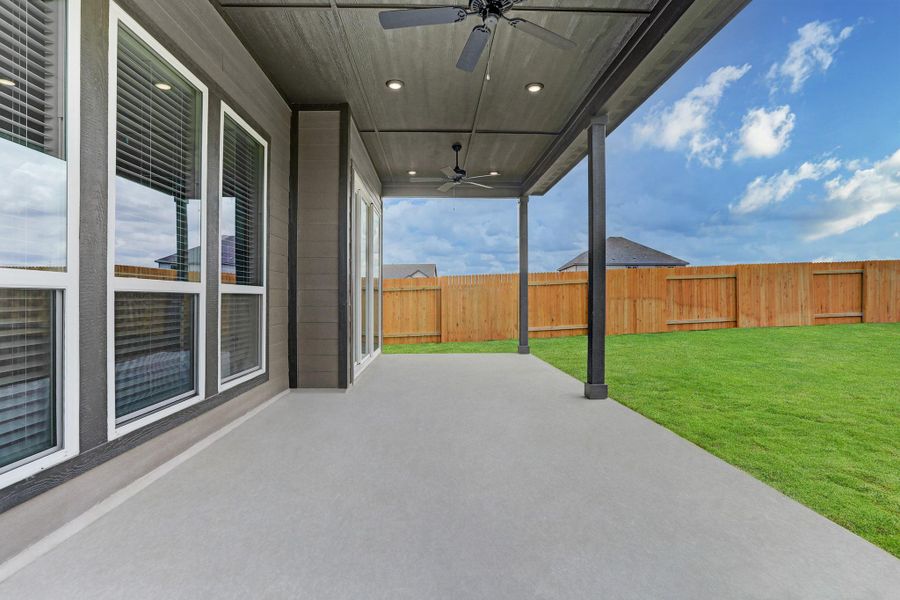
[206,92,222,396]
[337,105,351,389]
[518,195,529,355]
[522,0,694,194]
[585,117,608,400]
[288,107,299,388]
[220,2,651,15]
[0,372,268,513]
[356,129,560,136]
[79,0,110,451]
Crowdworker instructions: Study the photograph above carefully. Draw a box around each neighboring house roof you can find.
[383,263,438,279]
[157,236,235,269]
[557,237,689,271]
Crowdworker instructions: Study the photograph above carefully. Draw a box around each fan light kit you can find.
[386,79,404,90]
[0,78,15,87]
[408,143,501,192]
[379,1,576,72]
[154,82,172,91]
[526,82,544,93]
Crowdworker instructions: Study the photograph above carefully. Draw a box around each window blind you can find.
[222,114,263,286]
[0,0,65,157]
[221,294,260,380]
[0,288,56,471]
[115,25,200,202]
[115,25,200,280]
[114,292,195,420]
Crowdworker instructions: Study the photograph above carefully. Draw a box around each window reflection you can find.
[0,137,67,270]
[114,176,201,280]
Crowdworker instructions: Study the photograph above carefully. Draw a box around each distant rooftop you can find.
[558,237,689,271]
[384,263,438,279]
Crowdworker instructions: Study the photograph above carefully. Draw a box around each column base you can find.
[584,382,608,400]
[517,345,530,354]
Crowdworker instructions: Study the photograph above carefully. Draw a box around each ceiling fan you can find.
[410,143,499,192]
[378,0,576,72]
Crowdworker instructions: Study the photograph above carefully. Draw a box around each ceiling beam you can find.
[382,181,522,199]
[219,3,651,16]
[356,129,559,135]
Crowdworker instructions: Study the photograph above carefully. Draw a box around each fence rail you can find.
[382,260,900,344]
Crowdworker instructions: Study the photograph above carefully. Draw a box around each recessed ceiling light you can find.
[525,82,544,94]
[154,82,172,91]
[408,170,417,176]
[386,79,404,90]
[0,78,15,87]
[489,171,500,176]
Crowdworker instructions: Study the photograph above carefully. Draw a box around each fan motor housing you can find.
[470,0,517,17]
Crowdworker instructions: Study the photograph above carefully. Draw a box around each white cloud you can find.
[633,64,751,168]
[807,149,900,240]
[768,21,853,93]
[734,105,796,160]
[812,256,835,262]
[731,158,840,214]
[0,140,67,267]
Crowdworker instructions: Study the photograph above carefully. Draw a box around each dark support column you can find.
[585,115,609,399]
[518,194,529,354]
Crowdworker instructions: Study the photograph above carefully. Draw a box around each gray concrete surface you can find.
[2,354,898,599]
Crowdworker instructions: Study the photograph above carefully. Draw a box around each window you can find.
[219,105,266,389]
[0,0,79,488]
[353,179,381,375]
[108,5,207,437]
[373,210,381,352]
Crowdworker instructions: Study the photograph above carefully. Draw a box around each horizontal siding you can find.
[298,111,342,385]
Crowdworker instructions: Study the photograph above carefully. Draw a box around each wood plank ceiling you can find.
[214,1,745,197]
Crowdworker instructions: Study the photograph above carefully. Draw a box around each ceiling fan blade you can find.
[465,173,500,180]
[441,166,457,178]
[507,18,576,50]
[379,7,468,30]
[410,177,447,183]
[456,25,491,72]
[438,181,459,193]
[462,181,493,189]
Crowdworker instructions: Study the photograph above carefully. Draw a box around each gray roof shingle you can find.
[383,263,438,278]
[557,237,689,270]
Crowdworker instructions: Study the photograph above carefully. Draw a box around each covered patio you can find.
[2,354,896,598]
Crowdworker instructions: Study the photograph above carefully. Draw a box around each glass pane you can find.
[358,199,368,360]
[221,294,261,380]
[114,25,202,282]
[0,0,67,271]
[0,289,57,472]
[221,115,264,286]
[373,211,381,351]
[114,292,195,421]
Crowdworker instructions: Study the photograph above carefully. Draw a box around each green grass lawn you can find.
[385,323,900,557]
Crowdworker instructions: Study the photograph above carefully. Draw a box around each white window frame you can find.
[352,174,381,379]
[218,103,267,391]
[106,3,208,439]
[0,0,81,489]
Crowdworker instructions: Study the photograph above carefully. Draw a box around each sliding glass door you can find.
[354,180,381,374]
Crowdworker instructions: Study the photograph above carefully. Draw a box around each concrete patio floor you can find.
[1,353,898,599]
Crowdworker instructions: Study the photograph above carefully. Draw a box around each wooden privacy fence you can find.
[382,260,900,344]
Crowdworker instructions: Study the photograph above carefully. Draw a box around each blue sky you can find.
[384,0,900,275]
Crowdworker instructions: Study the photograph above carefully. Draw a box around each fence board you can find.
[382,260,899,344]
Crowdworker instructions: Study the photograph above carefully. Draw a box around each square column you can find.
[585,116,608,399]
[518,194,530,354]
